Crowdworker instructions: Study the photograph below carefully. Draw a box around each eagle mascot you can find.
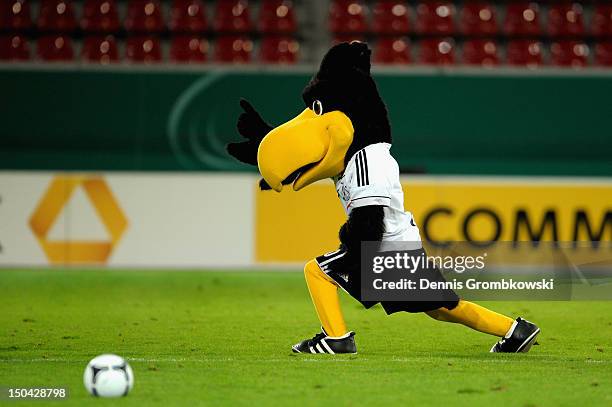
[227,42,540,354]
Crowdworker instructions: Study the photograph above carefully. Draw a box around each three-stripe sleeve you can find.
[355,150,369,187]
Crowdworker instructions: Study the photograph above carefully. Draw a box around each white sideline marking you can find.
[0,357,609,364]
[0,357,364,363]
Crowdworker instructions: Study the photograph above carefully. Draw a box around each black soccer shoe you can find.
[292,329,357,354]
[490,317,540,353]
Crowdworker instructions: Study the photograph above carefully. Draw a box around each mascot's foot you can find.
[490,317,540,353]
[292,329,357,354]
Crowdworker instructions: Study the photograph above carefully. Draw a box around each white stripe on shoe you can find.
[517,328,541,353]
[321,339,335,354]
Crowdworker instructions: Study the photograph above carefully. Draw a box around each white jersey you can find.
[333,143,422,243]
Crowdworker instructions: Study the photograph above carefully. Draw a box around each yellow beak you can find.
[257,108,354,192]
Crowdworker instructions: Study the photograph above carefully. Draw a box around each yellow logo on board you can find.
[29,176,128,265]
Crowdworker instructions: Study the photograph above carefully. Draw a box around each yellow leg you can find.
[426,300,514,337]
[303,260,348,337]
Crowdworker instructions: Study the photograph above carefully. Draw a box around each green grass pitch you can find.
[1,269,610,406]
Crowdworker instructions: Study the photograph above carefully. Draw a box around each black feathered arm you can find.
[226,98,273,166]
[339,206,385,256]
[226,99,299,191]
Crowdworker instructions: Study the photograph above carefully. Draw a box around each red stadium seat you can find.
[504,2,541,36]
[260,36,299,64]
[214,0,252,33]
[125,0,165,32]
[459,2,497,35]
[126,36,162,62]
[506,39,543,68]
[0,34,30,60]
[37,34,74,61]
[371,1,411,35]
[592,5,612,37]
[594,41,612,67]
[82,35,119,63]
[81,0,120,32]
[169,0,207,33]
[415,1,455,35]
[418,37,455,65]
[259,0,296,34]
[38,0,77,32]
[0,0,32,30]
[374,37,410,64]
[550,40,589,68]
[215,35,252,63]
[170,35,208,62]
[462,39,499,67]
[547,3,584,37]
[329,0,368,34]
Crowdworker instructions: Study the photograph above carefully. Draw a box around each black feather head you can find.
[302,42,392,166]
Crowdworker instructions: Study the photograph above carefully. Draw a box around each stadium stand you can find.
[0,34,30,60]
[415,1,456,35]
[371,1,411,35]
[503,2,541,36]
[594,41,612,66]
[0,0,33,30]
[374,36,410,64]
[547,2,584,37]
[81,34,119,62]
[550,40,589,67]
[462,38,499,67]
[215,35,252,62]
[260,35,298,63]
[214,0,252,32]
[419,37,455,65]
[170,34,208,61]
[81,0,120,32]
[0,1,611,67]
[125,35,162,62]
[459,2,497,36]
[259,0,297,33]
[330,0,368,34]
[37,34,74,60]
[506,39,543,68]
[169,0,208,33]
[124,0,165,32]
[38,0,78,32]
[592,4,612,37]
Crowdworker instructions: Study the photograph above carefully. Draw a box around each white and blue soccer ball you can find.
[83,354,134,397]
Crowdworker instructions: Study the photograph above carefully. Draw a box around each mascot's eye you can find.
[312,100,324,116]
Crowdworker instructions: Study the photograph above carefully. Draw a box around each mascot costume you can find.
[227,42,540,354]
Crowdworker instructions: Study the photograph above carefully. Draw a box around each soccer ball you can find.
[83,354,134,397]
